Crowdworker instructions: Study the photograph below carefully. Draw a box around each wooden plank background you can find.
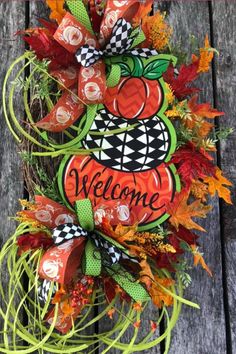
[0,1,235,353]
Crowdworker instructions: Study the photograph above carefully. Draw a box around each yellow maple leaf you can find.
[46,0,66,24]
[191,244,212,276]
[167,191,212,231]
[203,168,232,204]
[149,276,174,308]
[114,223,138,243]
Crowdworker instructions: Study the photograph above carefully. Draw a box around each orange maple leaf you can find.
[191,244,212,276]
[167,191,212,232]
[203,168,232,204]
[139,259,155,290]
[188,95,224,119]
[132,0,153,27]
[149,276,174,308]
[46,0,66,24]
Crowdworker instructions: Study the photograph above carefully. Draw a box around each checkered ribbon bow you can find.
[75,18,158,67]
[52,223,137,266]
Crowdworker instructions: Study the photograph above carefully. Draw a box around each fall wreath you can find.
[0,1,232,353]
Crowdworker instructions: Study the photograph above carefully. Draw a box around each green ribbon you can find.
[106,64,122,88]
[66,0,94,34]
[82,239,101,276]
[74,199,150,303]
[75,199,95,232]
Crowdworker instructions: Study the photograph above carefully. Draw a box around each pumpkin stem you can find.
[130,56,144,77]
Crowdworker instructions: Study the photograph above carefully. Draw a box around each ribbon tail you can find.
[106,265,150,303]
[35,89,85,132]
[38,279,57,304]
[82,239,101,276]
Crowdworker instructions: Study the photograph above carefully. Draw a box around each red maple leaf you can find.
[103,277,117,303]
[163,61,200,99]
[17,232,53,254]
[22,28,77,70]
[38,18,58,35]
[155,227,198,271]
[169,143,216,187]
[188,95,224,118]
[155,233,183,271]
[172,225,199,245]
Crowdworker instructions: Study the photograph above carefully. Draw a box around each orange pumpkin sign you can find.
[104,77,163,119]
[58,156,180,230]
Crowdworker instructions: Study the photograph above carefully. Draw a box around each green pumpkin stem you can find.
[130,56,144,77]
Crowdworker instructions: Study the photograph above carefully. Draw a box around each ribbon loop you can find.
[75,18,139,68]
[103,19,134,56]
[75,199,95,232]
[52,223,88,245]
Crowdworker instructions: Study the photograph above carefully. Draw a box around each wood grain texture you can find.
[211,1,236,353]
[154,1,227,353]
[0,1,234,354]
[0,0,25,340]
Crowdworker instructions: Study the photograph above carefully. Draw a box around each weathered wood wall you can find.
[0,1,235,353]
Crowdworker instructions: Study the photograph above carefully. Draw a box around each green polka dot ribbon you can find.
[75,199,95,232]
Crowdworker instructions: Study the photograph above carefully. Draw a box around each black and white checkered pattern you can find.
[83,109,170,172]
[91,233,138,266]
[103,18,133,56]
[52,223,88,245]
[38,279,56,304]
[75,45,102,68]
[93,235,121,265]
[130,48,159,58]
[75,18,157,67]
